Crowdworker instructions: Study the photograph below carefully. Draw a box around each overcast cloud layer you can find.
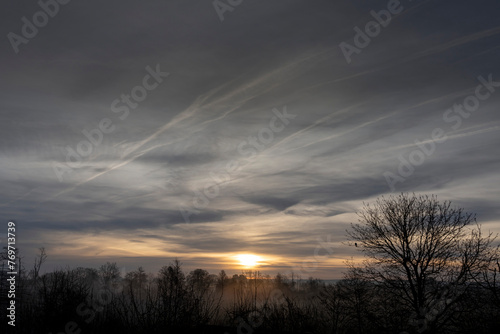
[1,0,500,278]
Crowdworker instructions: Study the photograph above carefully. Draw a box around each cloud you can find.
[1,0,500,278]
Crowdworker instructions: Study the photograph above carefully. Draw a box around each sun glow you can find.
[236,254,261,268]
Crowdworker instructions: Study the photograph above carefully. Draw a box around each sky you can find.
[1,0,500,279]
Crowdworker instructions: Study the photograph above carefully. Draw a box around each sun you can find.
[236,254,261,268]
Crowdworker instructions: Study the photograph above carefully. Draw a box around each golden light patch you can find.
[236,254,261,268]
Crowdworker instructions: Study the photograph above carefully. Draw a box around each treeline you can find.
[1,256,500,334]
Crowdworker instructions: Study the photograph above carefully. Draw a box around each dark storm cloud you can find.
[241,196,300,212]
[1,0,500,277]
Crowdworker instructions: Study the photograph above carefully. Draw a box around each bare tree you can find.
[216,270,229,294]
[186,268,221,325]
[319,283,349,334]
[31,247,47,285]
[477,243,500,308]
[347,193,497,333]
[157,259,187,327]
[99,261,121,286]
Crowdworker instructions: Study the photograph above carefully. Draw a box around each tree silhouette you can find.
[348,193,497,333]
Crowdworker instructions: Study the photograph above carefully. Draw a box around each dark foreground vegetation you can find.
[1,194,499,334]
